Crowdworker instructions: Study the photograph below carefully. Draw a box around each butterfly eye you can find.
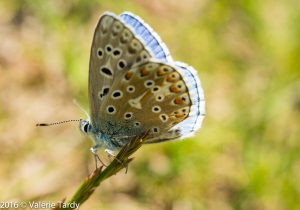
[83,123,89,133]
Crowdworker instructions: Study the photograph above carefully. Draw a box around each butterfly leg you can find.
[105,149,129,173]
[104,149,121,163]
[104,148,115,157]
[90,145,106,168]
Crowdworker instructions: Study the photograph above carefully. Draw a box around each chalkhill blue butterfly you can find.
[77,11,205,156]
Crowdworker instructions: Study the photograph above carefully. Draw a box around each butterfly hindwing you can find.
[170,62,205,138]
[98,60,195,142]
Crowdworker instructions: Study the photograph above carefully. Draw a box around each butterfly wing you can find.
[98,60,204,143]
[170,61,205,138]
[120,12,172,62]
[88,12,152,128]
[145,62,205,143]
[119,12,205,140]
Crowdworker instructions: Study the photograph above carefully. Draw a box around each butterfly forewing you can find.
[120,12,172,62]
[88,13,151,128]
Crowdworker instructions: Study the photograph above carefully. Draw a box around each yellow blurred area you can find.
[0,0,299,209]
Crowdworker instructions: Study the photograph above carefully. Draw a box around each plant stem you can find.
[52,132,147,210]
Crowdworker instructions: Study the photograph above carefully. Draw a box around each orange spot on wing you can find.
[166,73,179,82]
[140,67,149,76]
[157,69,166,76]
[175,113,185,118]
[174,97,184,105]
[157,66,173,76]
[125,71,133,80]
[170,84,181,93]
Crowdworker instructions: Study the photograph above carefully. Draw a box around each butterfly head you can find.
[79,119,92,135]
[79,119,118,150]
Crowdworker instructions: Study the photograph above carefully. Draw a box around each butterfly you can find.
[79,12,205,156]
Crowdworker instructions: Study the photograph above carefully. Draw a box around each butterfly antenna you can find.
[36,119,80,127]
[73,99,90,119]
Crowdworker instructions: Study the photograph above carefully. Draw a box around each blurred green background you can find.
[0,0,299,209]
